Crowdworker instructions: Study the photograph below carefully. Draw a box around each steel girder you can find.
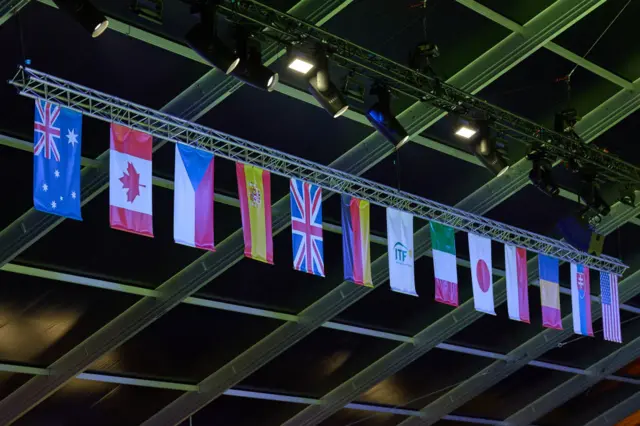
[0,1,357,423]
[504,330,640,425]
[583,391,640,426]
[0,0,29,26]
[136,2,640,424]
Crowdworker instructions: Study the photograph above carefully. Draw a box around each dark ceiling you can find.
[0,0,639,425]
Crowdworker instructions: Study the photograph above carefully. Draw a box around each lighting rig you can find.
[208,0,639,189]
[52,0,109,37]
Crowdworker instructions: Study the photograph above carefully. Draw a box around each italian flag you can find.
[430,222,459,306]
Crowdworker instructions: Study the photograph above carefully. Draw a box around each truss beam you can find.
[504,331,640,425]
[9,67,626,274]
[583,391,640,426]
[0,0,29,26]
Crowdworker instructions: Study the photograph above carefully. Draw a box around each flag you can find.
[387,208,416,296]
[468,233,495,315]
[539,255,562,330]
[600,272,622,343]
[341,194,372,287]
[571,263,593,336]
[430,222,458,306]
[174,144,215,251]
[236,163,273,264]
[33,99,82,220]
[290,178,324,276]
[505,245,530,323]
[109,123,153,237]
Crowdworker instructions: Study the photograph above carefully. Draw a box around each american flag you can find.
[600,272,622,343]
[290,179,324,276]
[34,100,61,161]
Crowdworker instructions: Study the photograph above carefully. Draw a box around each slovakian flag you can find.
[236,163,273,264]
[539,255,562,330]
[174,144,215,251]
[600,272,622,343]
[341,194,372,287]
[430,221,458,306]
[468,233,495,315]
[387,208,416,296]
[290,178,324,276]
[109,123,153,237]
[571,263,593,336]
[33,99,83,220]
[505,245,530,323]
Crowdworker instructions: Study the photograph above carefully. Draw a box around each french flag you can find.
[571,263,593,336]
[174,144,215,251]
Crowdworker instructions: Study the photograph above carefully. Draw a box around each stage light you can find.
[457,119,509,176]
[454,119,478,139]
[366,85,409,146]
[232,31,279,92]
[288,58,314,74]
[186,22,240,75]
[580,179,611,217]
[52,0,109,37]
[528,152,559,197]
[307,51,349,118]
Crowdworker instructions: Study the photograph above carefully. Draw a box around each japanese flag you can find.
[468,233,495,315]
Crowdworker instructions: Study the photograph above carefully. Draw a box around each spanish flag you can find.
[341,194,372,287]
[236,163,273,264]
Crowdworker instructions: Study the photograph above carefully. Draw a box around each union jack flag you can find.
[290,178,324,276]
[34,100,61,161]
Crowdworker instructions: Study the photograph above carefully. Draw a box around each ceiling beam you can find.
[0,0,29,26]
[583,391,640,426]
[396,268,640,426]
[456,0,636,91]
[504,330,640,425]
[0,0,357,423]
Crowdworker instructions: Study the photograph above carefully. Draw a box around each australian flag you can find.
[290,178,324,276]
[33,99,82,220]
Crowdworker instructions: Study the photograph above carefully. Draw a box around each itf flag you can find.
[539,255,562,330]
[109,123,153,237]
[387,208,416,296]
[342,194,372,287]
[236,163,273,264]
[33,100,82,220]
[600,272,622,343]
[430,222,458,306]
[571,263,593,336]
[468,233,495,315]
[174,144,215,251]
[505,245,530,323]
[290,179,324,276]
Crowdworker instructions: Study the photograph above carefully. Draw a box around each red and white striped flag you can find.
[600,272,622,343]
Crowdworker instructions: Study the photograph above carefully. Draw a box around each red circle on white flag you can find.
[476,260,491,292]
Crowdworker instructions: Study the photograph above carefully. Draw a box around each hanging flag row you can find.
[31,100,623,344]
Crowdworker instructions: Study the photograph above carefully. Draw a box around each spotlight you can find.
[186,22,240,75]
[528,151,559,197]
[232,30,278,92]
[454,118,478,139]
[289,58,315,75]
[307,50,349,118]
[52,0,109,37]
[457,119,509,176]
[366,84,409,146]
[554,108,580,135]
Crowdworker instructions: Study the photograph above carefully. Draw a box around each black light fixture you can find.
[185,1,240,75]
[307,50,349,118]
[528,151,559,197]
[455,118,509,176]
[230,28,278,92]
[366,84,409,147]
[52,0,109,37]
[580,178,611,217]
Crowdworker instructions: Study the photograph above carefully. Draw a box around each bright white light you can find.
[267,73,279,92]
[497,165,510,177]
[92,20,109,38]
[333,105,349,119]
[288,58,314,74]
[455,126,477,139]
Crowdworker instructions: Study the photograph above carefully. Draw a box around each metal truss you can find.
[396,268,640,426]
[214,0,640,186]
[504,331,640,425]
[583,391,640,426]
[9,67,627,274]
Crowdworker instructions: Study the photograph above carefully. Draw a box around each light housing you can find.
[528,152,559,197]
[232,34,279,92]
[52,0,109,38]
[457,119,509,176]
[186,22,240,75]
[306,50,349,118]
[366,85,409,146]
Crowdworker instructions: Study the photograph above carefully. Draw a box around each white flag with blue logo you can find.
[33,99,82,220]
[387,208,417,296]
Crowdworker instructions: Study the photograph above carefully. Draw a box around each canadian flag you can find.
[109,123,153,237]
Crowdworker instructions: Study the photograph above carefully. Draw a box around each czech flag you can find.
[236,163,273,264]
[341,194,372,287]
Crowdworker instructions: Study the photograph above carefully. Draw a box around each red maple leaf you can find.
[119,161,145,203]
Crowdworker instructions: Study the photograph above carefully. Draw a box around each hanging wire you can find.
[342,371,490,426]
